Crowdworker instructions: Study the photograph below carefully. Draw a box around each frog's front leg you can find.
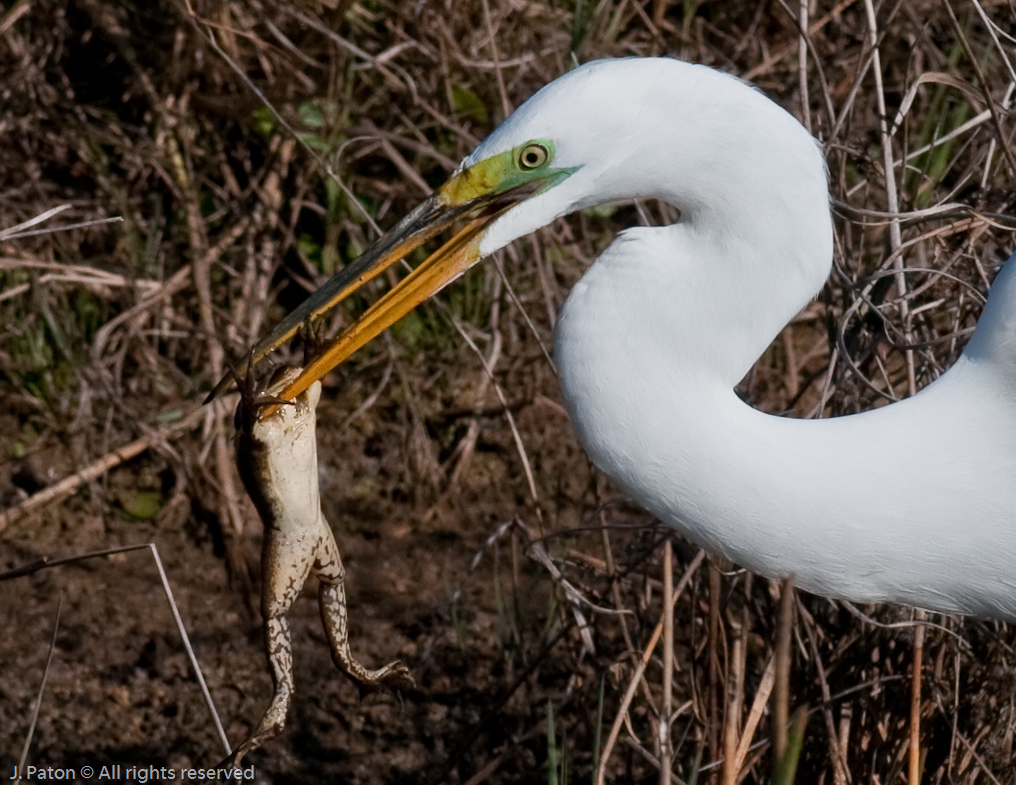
[224,528,317,768]
[313,523,415,695]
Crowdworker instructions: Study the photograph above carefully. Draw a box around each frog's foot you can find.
[317,579,415,698]
[229,349,263,401]
[299,314,330,367]
[219,696,289,769]
[216,751,242,771]
[345,658,416,699]
[216,745,251,772]
[233,356,299,434]
[244,360,297,410]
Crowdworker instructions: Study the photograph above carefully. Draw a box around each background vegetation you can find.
[1,0,1015,782]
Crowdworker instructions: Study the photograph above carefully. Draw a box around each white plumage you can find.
[463,58,1016,619]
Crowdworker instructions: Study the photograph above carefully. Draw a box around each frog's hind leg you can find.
[314,522,415,696]
[223,529,316,767]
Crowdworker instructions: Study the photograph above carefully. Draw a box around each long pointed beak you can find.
[271,209,503,410]
[206,193,468,403]
[207,178,537,411]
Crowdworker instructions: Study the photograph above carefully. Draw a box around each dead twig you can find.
[596,549,705,785]
[15,596,61,783]
[0,403,219,534]
[0,543,230,756]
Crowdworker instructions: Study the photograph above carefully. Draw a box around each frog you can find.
[222,360,414,767]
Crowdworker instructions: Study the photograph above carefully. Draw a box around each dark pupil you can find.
[525,150,540,166]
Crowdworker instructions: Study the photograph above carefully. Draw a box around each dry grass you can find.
[2,0,1016,783]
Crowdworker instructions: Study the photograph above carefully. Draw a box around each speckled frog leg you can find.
[224,528,318,767]
[223,363,413,767]
[313,520,415,694]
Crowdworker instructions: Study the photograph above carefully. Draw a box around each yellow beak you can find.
[272,209,498,408]
[207,175,541,413]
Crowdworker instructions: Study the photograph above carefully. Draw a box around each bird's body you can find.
[474,58,1016,619]
[243,57,1016,620]
[557,224,1016,618]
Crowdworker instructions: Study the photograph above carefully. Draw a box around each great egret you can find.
[220,57,1016,620]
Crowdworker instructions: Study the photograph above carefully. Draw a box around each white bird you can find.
[224,58,1016,620]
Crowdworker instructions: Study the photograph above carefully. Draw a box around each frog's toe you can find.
[352,660,415,698]
[378,660,415,691]
[216,748,247,771]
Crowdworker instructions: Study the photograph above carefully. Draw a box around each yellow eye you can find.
[519,142,550,170]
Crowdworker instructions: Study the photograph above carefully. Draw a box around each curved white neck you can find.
[548,68,1016,617]
[555,188,1016,620]
[554,225,1016,619]
[466,57,1016,618]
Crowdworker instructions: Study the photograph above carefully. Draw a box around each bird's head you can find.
[212,63,634,408]
[209,57,827,410]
